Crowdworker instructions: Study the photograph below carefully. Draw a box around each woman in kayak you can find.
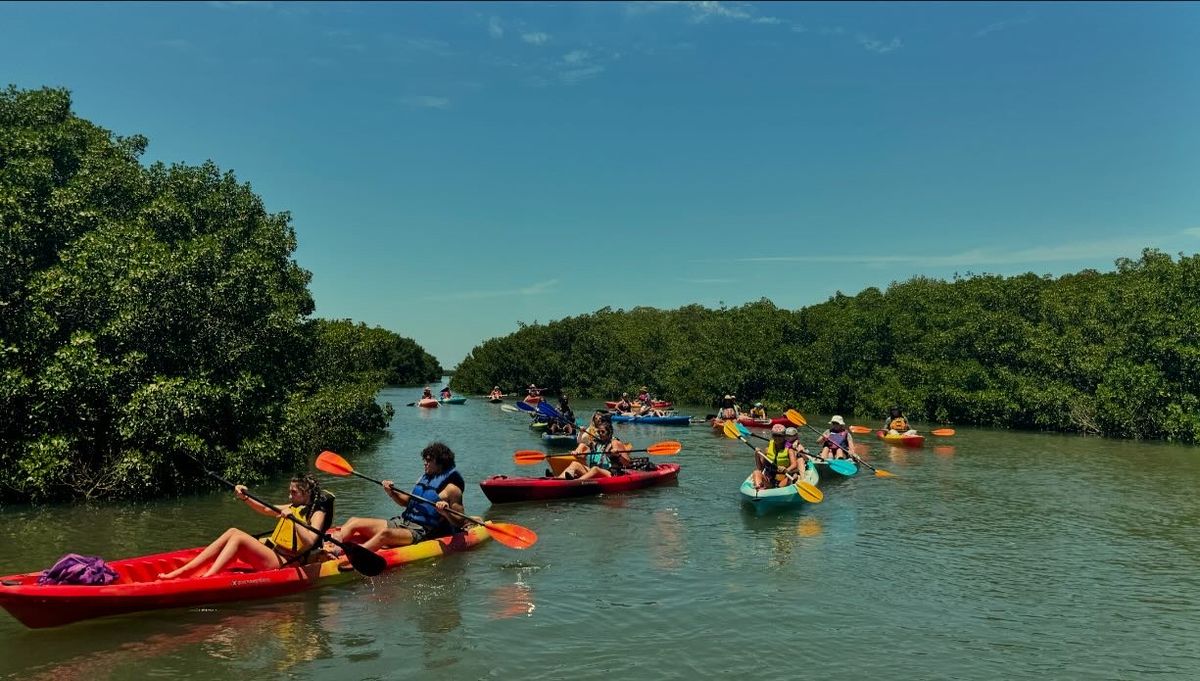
[488,386,504,400]
[333,442,467,550]
[158,475,334,580]
[421,386,434,401]
[636,386,652,405]
[526,384,542,400]
[818,416,856,459]
[558,394,575,424]
[440,387,452,399]
[718,394,740,421]
[614,393,634,414]
[883,406,918,435]
[557,422,633,481]
[748,402,768,421]
[752,424,799,490]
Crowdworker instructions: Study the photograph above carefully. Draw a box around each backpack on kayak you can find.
[37,553,119,586]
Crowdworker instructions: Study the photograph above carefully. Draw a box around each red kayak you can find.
[737,414,791,428]
[877,430,926,448]
[604,400,673,410]
[523,395,542,405]
[418,398,438,408]
[479,463,680,503]
[0,526,490,629]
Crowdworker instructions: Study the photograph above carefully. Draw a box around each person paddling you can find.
[614,393,634,414]
[819,416,856,459]
[421,386,434,402]
[636,386,652,406]
[440,387,452,400]
[718,394,740,421]
[333,443,469,551]
[748,402,768,421]
[883,406,918,436]
[159,475,334,579]
[488,386,504,400]
[556,421,633,481]
[752,424,799,490]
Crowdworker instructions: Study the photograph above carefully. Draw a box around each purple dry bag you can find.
[37,553,119,586]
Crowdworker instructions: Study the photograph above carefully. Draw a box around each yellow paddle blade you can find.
[722,420,742,440]
[646,441,683,455]
[785,409,807,427]
[315,450,354,477]
[931,428,956,436]
[849,425,872,434]
[874,468,896,478]
[796,480,823,503]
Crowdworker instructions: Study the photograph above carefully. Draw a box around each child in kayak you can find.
[333,442,468,550]
[557,422,633,481]
[752,424,800,490]
[883,406,918,435]
[158,475,334,579]
[818,416,856,459]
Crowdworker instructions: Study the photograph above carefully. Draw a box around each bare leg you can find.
[201,530,284,577]
[557,462,588,479]
[159,527,240,579]
[360,527,417,551]
[334,517,387,544]
[575,466,613,482]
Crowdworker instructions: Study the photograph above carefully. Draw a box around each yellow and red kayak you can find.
[876,430,925,447]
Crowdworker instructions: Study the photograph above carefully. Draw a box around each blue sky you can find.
[3,1,1199,367]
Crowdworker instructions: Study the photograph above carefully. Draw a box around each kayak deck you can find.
[739,464,820,509]
[480,463,680,504]
[0,526,490,629]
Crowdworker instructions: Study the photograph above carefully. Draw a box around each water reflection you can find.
[649,508,686,571]
[490,565,540,620]
[934,446,956,457]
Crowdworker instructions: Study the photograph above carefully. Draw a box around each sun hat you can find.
[755,402,763,407]
[784,426,798,437]
[830,415,846,425]
[771,424,785,435]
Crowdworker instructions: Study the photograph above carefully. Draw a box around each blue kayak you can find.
[541,433,578,448]
[609,414,691,426]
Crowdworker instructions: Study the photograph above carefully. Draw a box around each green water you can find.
[2,386,1199,679]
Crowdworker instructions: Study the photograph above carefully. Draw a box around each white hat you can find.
[830,415,846,425]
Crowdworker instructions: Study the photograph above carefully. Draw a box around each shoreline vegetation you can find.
[453,251,1200,446]
[0,86,441,503]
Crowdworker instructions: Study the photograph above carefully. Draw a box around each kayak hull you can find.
[737,415,791,428]
[480,463,680,504]
[488,398,503,403]
[0,526,490,629]
[604,400,673,410]
[877,431,925,448]
[739,464,820,510]
[609,414,691,426]
[541,433,578,448]
[439,397,467,405]
[418,399,439,409]
[814,459,858,482]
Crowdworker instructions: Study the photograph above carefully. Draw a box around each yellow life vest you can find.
[750,407,766,419]
[267,494,333,555]
[889,417,909,431]
[762,440,791,468]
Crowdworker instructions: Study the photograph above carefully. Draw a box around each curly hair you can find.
[421,442,456,469]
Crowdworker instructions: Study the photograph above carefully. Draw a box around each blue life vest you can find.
[400,467,465,536]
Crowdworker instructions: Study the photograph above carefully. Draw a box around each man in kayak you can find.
[748,402,768,421]
[526,384,542,400]
[332,442,467,550]
[883,406,918,436]
[557,421,633,481]
[614,393,634,414]
[159,475,335,580]
[818,416,856,459]
[488,386,504,400]
[752,424,799,490]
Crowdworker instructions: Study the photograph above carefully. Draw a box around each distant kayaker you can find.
[158,475,335,580]
[557,421,633,481]
[332,442,468,550]
[614,393,634,414]
[718,394,740,420]
[488,386,504,400]
[636,386,652,404]
[883,406,918,436]
[818,416,855,459]
[527,384,542,399]
[558,394,576,425]
[440,387,452,399]
[748,402,768,421]
[752,424,799,490]
[421,386,434,401]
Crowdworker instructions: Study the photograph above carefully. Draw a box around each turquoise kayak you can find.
[439,397,467,405]
[739,463,820,510]
[609,414,691,426]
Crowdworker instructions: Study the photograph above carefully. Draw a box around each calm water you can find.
[2,385,1199,680]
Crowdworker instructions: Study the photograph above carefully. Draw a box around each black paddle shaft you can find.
[347,469,480,527]
[795,422,878,472]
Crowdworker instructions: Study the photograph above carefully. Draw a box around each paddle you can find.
[733,424,856,476]
[500,404,522,414]
[315,451,537,550]
[513,440,683,464]
[849,425,873,434]
[721,421,823,503]
[178,452,387,576]
[785,410,895,478]
[853,424,955,436]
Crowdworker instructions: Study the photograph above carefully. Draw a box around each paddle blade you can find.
[340,542,387,577]
[786,410,808,427]
[646,441,683,455]
[315,451,354,477]
[849,425,872,434]
[874,467,896,478]
[722,420,742,440]
[736,422,752,437]
[513,450,549,464]
[829,459,857,475]
[796,480,823,504]
[931,428,956,436]
[484,521,538,549]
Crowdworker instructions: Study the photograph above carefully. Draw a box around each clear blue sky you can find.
[4,2,1199,367]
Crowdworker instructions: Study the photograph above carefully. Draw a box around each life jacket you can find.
[889,417,909,431]
[750,407,767,419]
[824,430,850,454]
[268,492,334,557]
[762,439,791,468]
[636,392,651,403]
[720,406,737,419]
[400,467,465,537]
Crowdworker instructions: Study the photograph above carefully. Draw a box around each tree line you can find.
[0,86,441,502]
[453,250,1200,444]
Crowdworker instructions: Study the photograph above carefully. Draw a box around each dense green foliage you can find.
[454,250,1200,443]
[0,86,437,501]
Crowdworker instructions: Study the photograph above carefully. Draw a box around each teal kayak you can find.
[439,397,467,405]
[739,463,820,510]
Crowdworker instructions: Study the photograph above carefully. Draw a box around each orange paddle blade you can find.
[874,468,896,478]
[513,451,549,464]
[316,451,354,477]
[484,521,538,549]
[646,441,683,455]
[786,409,808,427]
[931,428,956,436]
[849,425,872,434]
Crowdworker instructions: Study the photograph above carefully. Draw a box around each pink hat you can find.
[771,424,785,435]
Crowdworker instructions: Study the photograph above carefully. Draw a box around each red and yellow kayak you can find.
[737,414,791,428]
[876,431,925,448]
[0,526,490,629]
